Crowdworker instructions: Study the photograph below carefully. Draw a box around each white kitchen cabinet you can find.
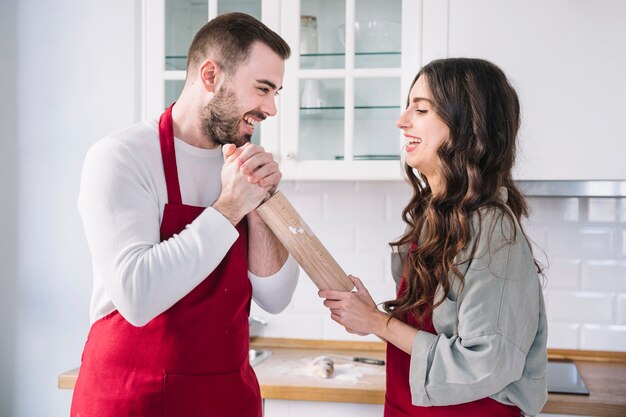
[264,399,384,417]
[142,0,626,181]
[422,0,626,180]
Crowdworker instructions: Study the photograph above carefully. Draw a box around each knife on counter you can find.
[327,354,385,366]
[353,357,385,366]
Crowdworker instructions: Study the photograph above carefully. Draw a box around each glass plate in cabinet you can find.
[353,0,401,68]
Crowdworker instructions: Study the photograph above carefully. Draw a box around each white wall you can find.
[0,0,18,416]
[11,1,139,416]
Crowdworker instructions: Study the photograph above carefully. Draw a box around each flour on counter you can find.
[332,363,362,383]
[266,356,383,385]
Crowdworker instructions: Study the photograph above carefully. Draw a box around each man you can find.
[71,13,298,417]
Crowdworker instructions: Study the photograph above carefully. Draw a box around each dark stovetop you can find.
[547,361,590,395]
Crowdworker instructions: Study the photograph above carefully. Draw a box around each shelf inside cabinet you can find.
[334,154,400,160]
[167,51,402,71]
[166,55,187,71]
[301,52,401,69]
[301,105,400,110]
[299,103,402,162]
[300,106,400,120]
[301,52,401,57]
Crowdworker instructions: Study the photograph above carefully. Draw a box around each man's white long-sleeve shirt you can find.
[78,119,298,326]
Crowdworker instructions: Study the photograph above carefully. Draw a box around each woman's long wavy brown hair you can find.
[384,58,542,323]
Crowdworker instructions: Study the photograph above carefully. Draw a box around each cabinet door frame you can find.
[142,0,166,120]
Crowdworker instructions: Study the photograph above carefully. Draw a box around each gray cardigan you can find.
[391,189,548,416]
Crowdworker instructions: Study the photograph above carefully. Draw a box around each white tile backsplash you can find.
[545,258,581,290]
[383,254,396,287]
[588,198,618,223]
[250,302,324,340]
[254,181,626,352]
[386,186,413,222]
[547,227,615,259]
[546,323,580,349]
[355,222,404,254]
[523,224,548,249]
[289,276,326,314]
[618,294,626,325]
[333,252,387,284]
[620,200,626,223]
[308,220,355,253]
[581,260,626,292]
[529,197,580,222]
[548,292,615,324]
[581,325,626,350]
[286,194,324,222]
[325,192,386,221]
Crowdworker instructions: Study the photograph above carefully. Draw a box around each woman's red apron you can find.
[70,104,261,417]
[384,247,521,417]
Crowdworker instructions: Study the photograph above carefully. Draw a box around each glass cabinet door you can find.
[280,0,417,179]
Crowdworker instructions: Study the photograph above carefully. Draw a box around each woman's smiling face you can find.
[396,75,450,193]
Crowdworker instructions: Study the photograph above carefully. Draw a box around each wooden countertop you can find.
[58,338,626,417]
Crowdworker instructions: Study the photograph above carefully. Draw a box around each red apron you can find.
[70,104,261,417]
[384,248,521,417]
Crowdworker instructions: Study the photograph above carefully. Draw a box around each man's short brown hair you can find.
[187,12,291,76]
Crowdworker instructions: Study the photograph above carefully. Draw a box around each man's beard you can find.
[201,86,248,147]
[201,85,266,148]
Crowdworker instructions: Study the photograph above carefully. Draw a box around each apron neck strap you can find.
[158,103,182,205]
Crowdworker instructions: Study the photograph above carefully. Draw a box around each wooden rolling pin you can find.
[255,191,354,292]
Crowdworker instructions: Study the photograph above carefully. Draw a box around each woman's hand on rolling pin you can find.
[319,275,386,336]
[224,143,281,193]
[213,144,272,225]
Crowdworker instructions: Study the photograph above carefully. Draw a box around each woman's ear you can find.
[198,59,222,92]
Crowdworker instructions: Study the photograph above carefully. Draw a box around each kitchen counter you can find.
[251,338,387,404]
[58,338,626,417]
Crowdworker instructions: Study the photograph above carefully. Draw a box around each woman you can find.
[319,58,548,417]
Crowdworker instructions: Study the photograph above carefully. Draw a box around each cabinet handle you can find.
[284,151,295,160]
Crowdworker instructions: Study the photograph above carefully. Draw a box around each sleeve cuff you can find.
[249,255,299,314]
[409,330,438,406]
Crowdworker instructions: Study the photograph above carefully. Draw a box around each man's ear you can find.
[198,59,223,92]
